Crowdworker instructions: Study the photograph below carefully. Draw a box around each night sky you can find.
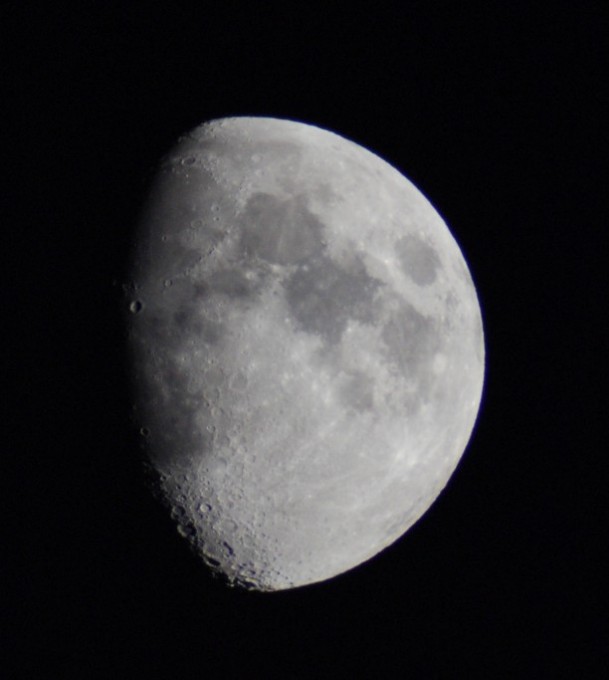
[5,2,605,677]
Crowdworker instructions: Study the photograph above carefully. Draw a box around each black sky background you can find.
[5,2,606,678]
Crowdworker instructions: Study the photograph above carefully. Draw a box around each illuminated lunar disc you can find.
[127,117,485,591]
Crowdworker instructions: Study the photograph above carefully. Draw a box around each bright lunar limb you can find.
[126,117,485,591]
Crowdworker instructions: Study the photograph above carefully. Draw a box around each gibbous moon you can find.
[126,117,484,591]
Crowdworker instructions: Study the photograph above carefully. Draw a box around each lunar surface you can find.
[126,117,485,591]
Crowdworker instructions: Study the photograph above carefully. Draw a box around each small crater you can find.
[129,300,143,314]
[204,365,225,389]
[207,457,228,478]
[177,523,196,538]
[222,519,238,533]
[171,506,185,520]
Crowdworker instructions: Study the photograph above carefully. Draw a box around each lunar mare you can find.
[127,117,484,591]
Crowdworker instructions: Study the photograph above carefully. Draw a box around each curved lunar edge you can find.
[126,117,485,591]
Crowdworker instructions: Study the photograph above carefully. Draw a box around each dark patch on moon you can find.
[174,307,223,346]
[395,235,441,286]
[208,269,258,300]
[238,193,326,265]
[285,255,382,343]
[338,370,375,412]
[133,354,216,473]
[381,301,438,379]
[194,224,228,252]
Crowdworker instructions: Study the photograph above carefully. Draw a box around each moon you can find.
[126,116,485,591]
